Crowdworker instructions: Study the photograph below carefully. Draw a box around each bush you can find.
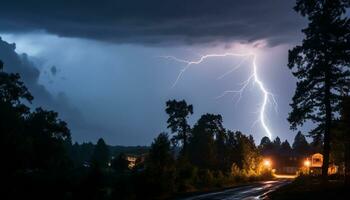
[197,169,214,188]
[176,163,198,192]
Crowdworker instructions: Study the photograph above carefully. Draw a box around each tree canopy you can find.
[288,0,350,177]
[165,99,193,155]
[91,138,110,168]
[1,60,72,173]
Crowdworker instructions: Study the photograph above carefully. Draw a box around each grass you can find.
[268,175,350,200]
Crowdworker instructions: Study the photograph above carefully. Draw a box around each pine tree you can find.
[288,0,350,178]
[339,97,350,184]
[281,140,292,156]
[91,138,110,168]
[292,131,310,156]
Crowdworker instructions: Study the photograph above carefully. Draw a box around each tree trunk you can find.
[322,68,332,180]
[345,141,350,185]
[343,98,350,185]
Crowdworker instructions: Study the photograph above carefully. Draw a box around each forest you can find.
[2,59,344,199]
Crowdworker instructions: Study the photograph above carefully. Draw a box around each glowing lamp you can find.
[304,160,311,167]
[263,159,271,167]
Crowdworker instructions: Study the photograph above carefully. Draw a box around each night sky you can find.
[0,0,312,145]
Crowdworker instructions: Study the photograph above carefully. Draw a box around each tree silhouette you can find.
[91,138,110,168]
[111,153,129,172]
[1,60,71,171]
[259,136,272,147]
[288,0,350,178]
[165,99,193,155]
[259,136,274,157]
[1,60,73,199]
[335,97,350,184]
[341,97,350,184]
[25,108,71,170]
[273,137,282,151]
[215,125,228,171]
[1,60,33,172]
[146,133,175,196]
[280,140,292,156]
[188,114,224,170]
[0,60,33,105]
[292,131,310,156]
[148,133,174,170]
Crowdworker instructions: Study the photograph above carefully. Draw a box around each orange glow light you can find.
[304,160,311,167]
[263,159,271,167]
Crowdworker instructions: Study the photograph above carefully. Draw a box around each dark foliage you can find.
[1,60,72,199]
[288,0,350,177]
[111,153,129,172]
[165,99,193,156]
[0,59,274,199]
[91,138,110,168]
[188,114,224,170]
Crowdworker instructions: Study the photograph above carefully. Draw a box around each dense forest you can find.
[3,58,346,199]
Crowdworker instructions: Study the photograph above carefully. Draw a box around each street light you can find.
[304,160,311,167]
[263,159,272,168]
[304,159,311,174]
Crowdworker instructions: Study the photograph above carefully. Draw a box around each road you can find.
[180,180,290,200]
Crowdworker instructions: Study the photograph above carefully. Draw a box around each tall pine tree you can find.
[288,0,350,178]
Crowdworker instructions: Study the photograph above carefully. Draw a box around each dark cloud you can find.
[0,0,305,46]
[0,36,86,134]
[50,65,57,76]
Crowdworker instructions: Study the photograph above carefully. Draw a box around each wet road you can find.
[180,180,290,200]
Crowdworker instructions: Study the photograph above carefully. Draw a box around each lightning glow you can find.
[161,52,277,139]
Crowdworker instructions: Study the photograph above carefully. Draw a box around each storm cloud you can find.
[0,0,305,46]
[0,37,90,136]
[0,1,310,145]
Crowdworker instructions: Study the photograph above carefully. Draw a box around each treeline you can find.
[140,100,273,198]
[0,60,272,200]
[259,123,349,176]
[68,142,148,167]
[259,132,321,171]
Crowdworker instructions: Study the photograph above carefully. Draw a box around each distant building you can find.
[125,154,146,169]
[275,153,338,175]
[311,153,323,167]
[126,155,137,169]
[307,153,338,175]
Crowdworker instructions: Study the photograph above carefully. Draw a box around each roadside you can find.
[268,176,350,200]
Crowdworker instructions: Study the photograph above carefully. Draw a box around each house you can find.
[125,155,137,169]
[275,153,338,175]
[125,154,146,169]
[310,153,323,167]
[307,153,338,175]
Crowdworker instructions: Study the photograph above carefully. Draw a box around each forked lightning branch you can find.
[161,53,277,139]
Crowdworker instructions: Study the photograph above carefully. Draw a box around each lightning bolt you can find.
[161,52,277,139]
